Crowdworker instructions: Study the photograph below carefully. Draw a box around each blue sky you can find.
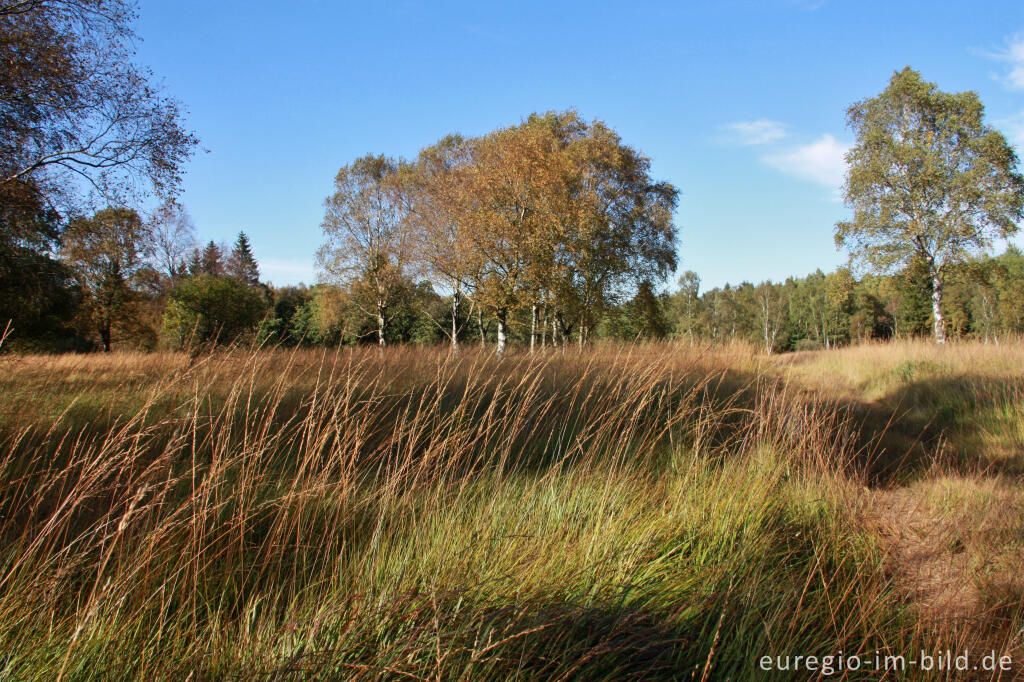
[135,0,1024,292]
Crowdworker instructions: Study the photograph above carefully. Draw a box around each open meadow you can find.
[7,1,1024,679]
[0,340,1021,679]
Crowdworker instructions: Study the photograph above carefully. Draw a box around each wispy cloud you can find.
[721,119,788,146]
[985,33,1024,90]
[979,32,1024,153]
[762,134,850,198]
[997,111,1024,150]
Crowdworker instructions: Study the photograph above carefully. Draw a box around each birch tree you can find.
[755,281,787,354]
[407,135,478,350]
[836,67,1024,343]
[146,200,196,281]
[0,0,197,205]
[672,271,701,344]
[317,155,413,346]
[465,121,565,353]
[555,117,678,342]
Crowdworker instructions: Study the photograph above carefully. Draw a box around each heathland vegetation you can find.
[0,341,1022,679]
[5,1,1024,680]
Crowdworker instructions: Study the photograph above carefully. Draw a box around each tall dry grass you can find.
[0,342,1017,679]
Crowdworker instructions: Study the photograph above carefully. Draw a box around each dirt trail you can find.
[865,485,1024,679]
[867,488,978,621]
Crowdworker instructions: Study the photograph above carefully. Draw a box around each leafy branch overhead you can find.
[0,0,198,208]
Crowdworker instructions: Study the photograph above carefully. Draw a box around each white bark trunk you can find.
[530,304,537,353]
[541,307,547,349]
[451,291,459,351]
[931,270,945,344]
[496,312,507,354]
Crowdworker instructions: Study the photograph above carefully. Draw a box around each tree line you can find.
[4,2,1024,353]
[11,201,1020,353]
[2,196,272,352]
[663,247,1024,353]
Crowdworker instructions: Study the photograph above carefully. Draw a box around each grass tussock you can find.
[0,341,1021,679]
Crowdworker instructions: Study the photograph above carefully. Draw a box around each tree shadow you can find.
[802,372,1024,485]
[252,599,742,681]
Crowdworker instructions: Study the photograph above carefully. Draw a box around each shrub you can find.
[794,338,824,352]
[162,274,267,348]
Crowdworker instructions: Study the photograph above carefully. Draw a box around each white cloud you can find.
[721,119,788,146]
[761,134,850,197]
[989,33,1024,90]
[977,33,1024,157]
[997,111,1024,152]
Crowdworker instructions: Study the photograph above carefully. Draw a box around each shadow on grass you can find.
[834,373,1024,484]
[316,603,688,681]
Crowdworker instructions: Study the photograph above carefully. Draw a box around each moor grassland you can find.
[0,340,1021,680]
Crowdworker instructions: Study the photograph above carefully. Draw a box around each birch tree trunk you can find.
[377,301,386,347]
[541,307,547,349]
[930,268,946,344]
[451,290,459,351]
[496,309,507,354]
[530,304,538,353]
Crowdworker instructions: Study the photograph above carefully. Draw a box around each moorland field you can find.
[0,340,1022,679]
[6,2,1024,679]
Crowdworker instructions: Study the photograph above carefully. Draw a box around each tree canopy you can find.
[162,273,267,349]
[319,110,680,352]
[835,67,1024,343]
[61,206,149,351]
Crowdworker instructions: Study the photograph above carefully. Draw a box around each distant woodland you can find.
[3,3,1023,354]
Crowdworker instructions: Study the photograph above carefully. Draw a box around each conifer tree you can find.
[227,232,260,286]
[198,241,225,277]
